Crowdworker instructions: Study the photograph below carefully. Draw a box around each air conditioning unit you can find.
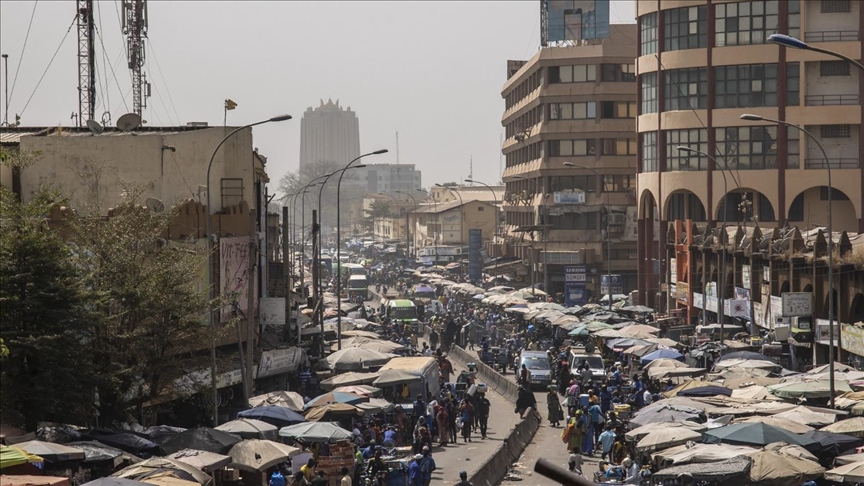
[608,213,626,226]
[792,316,812,330]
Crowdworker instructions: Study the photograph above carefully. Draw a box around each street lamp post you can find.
[769,34,864,71]
[204,114,291,426]
[336,150,388,350]
[395,191,417,259]
[381,192,400,246]
[740,113,837,407]
[511,175,545,298]
[465,179,500,275]
[675,147,729,345]
[562,162,613,311]
[435,184,465,249]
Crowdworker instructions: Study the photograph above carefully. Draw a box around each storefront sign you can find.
[601,274,624,295]
[258,347,309,378]
[670,258,677,284]
[754,302,765,329]
[782,292,813,317]
[553,190,586,204]
[693,292,704,310]
[674,281,688,304]
[260,297,286,325]
[742,265,751,290]
[841,323,864,357]
[815,319,839,346]
[564,266,587,307]
[763,266,771,283]
[221,236,257,320]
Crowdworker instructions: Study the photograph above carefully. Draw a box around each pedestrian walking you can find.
[547,386,564,427]
[475,393,491,439]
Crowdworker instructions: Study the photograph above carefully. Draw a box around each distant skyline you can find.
[0,1,636,193]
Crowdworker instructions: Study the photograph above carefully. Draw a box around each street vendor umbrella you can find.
[567,326,589,337]
[663,380,723,398]
[825,460,864,483]
[734,417,813,434]
[341,330,380,339]
[278,422,352,443]
[214,419,277,441]
[640,348,684,366]
[772,406,836,427]
[767,379,852,400]
[321,348,396,371]
[166,450,231,473]
[82,431,162,457]
[112,457,211,486]
[66,441,142,466]
[620,324,661,336]
[821,417,864,438]
[746,449,825,486]
[654,443,756,465]
[82,479,152,486]
[712,358,782,371]
[717,351,776,362]
[237,406,306,427]
[372,369,421,387]
[320,372,380,390]
[606,337,652,349]
[0,446,44,469]
[629,406,702,427]
[808,362,854,374]
[13,440,85,462]
[677,385,733,397]
[332,385,381,398]
[336,339,405,354]
[247,391,305,411]
[626,421,706,442]
[304,391,364,410]
[303,403,365,422]
[802,429,864,455]
[0,476,68,486]
[356,398,395,415]
[160,428,242,455]
[636,427,702,453]
[622,305,654,313]
[703,423,817,449]
[226,440,299,472]
[836,452,864,466]
[143,426,186,446]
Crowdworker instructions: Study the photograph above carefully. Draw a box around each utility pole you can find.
[122,0,150,117]
[245,202,257,404]
[76,0,96,122]
[2,54,9,126]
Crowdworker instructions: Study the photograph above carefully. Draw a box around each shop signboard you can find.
[815,319,839,346]
[258,347,309,378]
[260,297,286,326]
[553,190,586,204]
[841,323,864,358]
[564,265,587,307]
[742,265,751,290]
[692,292,704,309]
[601,274,624,295]
[782,292,813,317]
[670,258,677,284]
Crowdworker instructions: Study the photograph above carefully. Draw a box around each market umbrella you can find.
[247,391,305,411]
[803,429,864,454]
[629,406,702,427]
[160,428,242,455]
[591,328,627,339]
[372,369,421,387]
[81,479,151,486]
[620,324,660,336]
[303,403,365,422]
[808,362,855,374]
[214,419,278,441]
[65,441,142,466]
[138,472,199,486]
[767,380,852,400]
[763,442,819,462]
[636,427,702,452]
[677,385,733,397]
[321,348,396,371]
[304,392,364,410]
[81,431,162,457]
[825,460,864,483]
[332,385,381,398]
[236,406,306,427]
[646,337,680,347]
[626,421,707,442]
[640,349,684,366]
[226,440,299,472]
[340,330,380,339]
[13,440,85,462]
[143,426,186,446]
[320,372,380,390]
[730,385,781,401]
[334,339,405,354]
[621,305,654,314]
[166,450,230,473]
[734,417,813,434]
[278,422,352,443]
[0,447,44,469]
[703,423,817,449]
[713,358,782,371]
[772,406,836,427]
[356,398,395,415]
[654,443,755,465]
[1,477,68,486]
[746,449,824,486]
[835,452,864,466]
[567,326,589,337]
[663,380,723,398]
[717,351,776,362]
[112,457,212,486]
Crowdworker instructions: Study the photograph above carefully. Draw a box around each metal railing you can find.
[805,94,860,106]
[804,158,859,169]
[805,31,859,42]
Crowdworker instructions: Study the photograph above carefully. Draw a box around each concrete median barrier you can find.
[448,345,518,402]
[467,406,541,486]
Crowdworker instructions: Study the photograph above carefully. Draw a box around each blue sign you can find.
[564,265,587,307]
[546,0,610,43]
[468,229,482,282]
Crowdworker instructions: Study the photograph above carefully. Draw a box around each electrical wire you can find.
[8,0,38,105]
[148,73,176,126]
[94,22,130,114]
[20,16,74,117]
[95,1,112,116]
[146,38,181,125]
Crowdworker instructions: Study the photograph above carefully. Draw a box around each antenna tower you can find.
[123,0,150,117]
[469,156,473,183]
[395,131,400,164]
[76,0,96,124]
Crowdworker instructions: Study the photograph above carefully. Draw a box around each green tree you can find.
[363,199,392,232]
[0,184,97,430]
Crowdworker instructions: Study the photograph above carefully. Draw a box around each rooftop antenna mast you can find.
[123,0,150,118]
[76,0,96,125]
[395,131,400,164]
[469,156,473,184]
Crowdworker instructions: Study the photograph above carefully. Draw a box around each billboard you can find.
[545,0,610,43]
[468,229,483,282]
[553,190,585,204]
[220,236,256,320]
[565,265,587,306]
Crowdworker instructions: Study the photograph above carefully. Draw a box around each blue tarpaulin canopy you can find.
[640,349,684,366]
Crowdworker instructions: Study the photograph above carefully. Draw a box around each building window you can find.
[788,0,800,39]
[610,249,638,260]
[788,126,800,169]
[600,101,637,119]
[477,206,484,212]
[820,61,851,77]
[641,72,658,114]
[601,64,636,82]
[551,212,597,230]
[821,125,851,138]
[549,64,597,83]
[715,64,783,109]
[715,0,778,47]
[551,175,596,192]
[822,0,851,13]
[601,139,638,156]
[788,62,800,106]
[666,129,709,171]
[549,139,597,157]
[549,102,596,120]
[664,68,708,111]
[715,126,779,170]
[603,174,636,192]
[640,12,658,55]
[664,6,707,52]
[821,187,850,200]
[641,132,658,173]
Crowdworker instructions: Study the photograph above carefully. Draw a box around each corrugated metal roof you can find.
[412,198,490,214]
[0,130,42,144]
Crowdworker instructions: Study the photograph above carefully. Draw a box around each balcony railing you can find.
[805,94,860,106]
[804,158,860,169]
[805,31,859,42]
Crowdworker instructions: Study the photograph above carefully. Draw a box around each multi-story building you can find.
[636,0,864,308]
[501,24,639,298]
[430,184,505,204]
[355,163,423,196]
[299,99,360,169]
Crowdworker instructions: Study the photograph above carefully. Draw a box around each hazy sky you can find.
[0,1,635,194]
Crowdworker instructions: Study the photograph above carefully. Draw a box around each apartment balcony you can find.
[804,31,859,43]
[805,94,860,106]
[804,158,860,169]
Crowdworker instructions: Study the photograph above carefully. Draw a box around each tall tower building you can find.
[299,99,361,169]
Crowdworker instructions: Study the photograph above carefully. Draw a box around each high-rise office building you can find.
[299,99,361,169]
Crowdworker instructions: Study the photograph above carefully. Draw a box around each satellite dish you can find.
[117,112,142,132]
[86,119,104,135]
[145,197,165,213]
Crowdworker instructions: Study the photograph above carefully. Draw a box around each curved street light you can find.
[204,114,291,426]
[769,34,864,71]
[740,113,837,407]
[435,184,465,249]
[395,190,418,259]
[510,175,544,298]
[465,178,501,277]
